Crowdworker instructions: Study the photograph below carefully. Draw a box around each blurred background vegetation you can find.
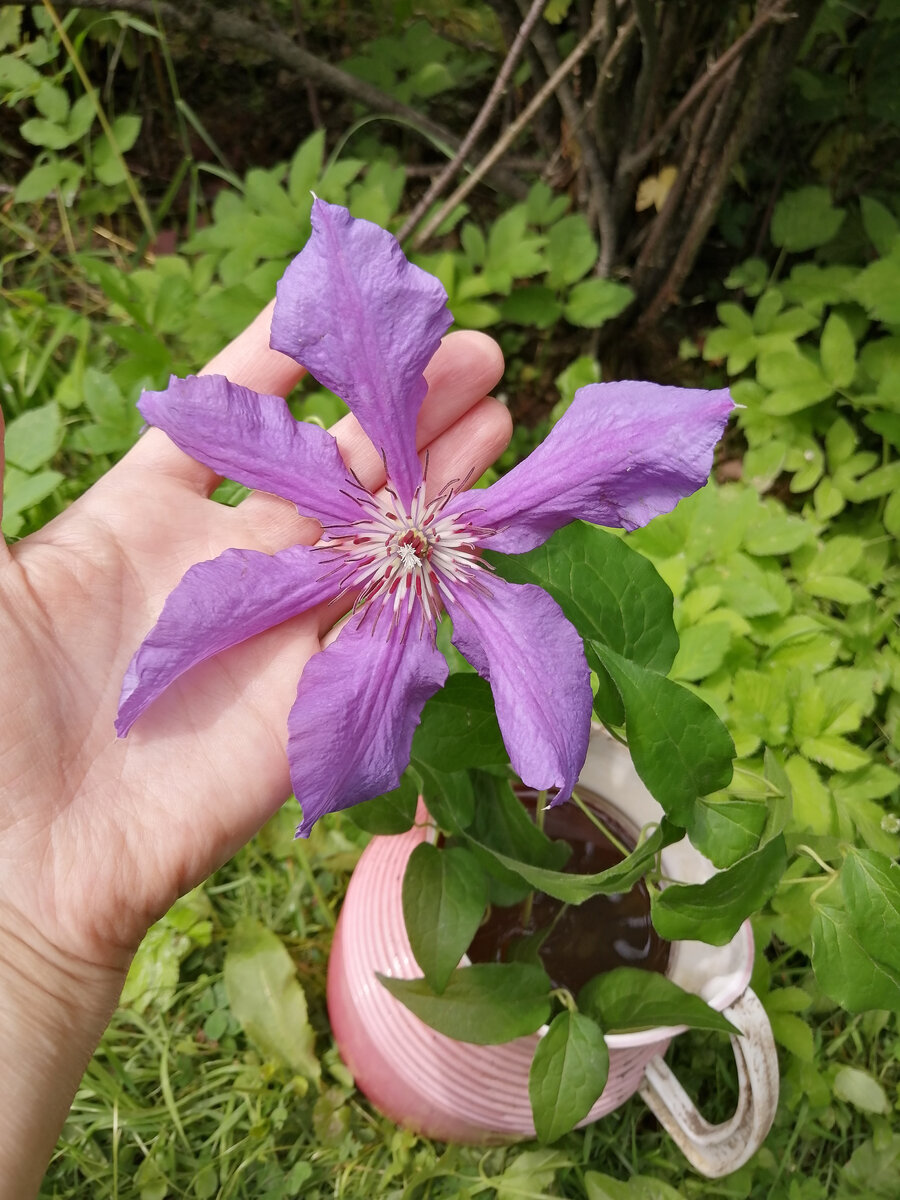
[2,2,900,1197]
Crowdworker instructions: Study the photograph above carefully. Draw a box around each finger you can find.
[120,300,305,495]
[236,329,506,550]
[0,404,9,562]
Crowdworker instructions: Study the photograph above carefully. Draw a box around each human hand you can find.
[0,307,508,974]
[0,304,508,1198]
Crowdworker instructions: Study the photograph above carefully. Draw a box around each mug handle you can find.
[638,988,779,1179]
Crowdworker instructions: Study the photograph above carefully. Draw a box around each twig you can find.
[620,0,795,178]
[523,4,618,273]
[412,9,633,249]
[291,0,323,129]
[396,0,546,245]
[49,0,527,198]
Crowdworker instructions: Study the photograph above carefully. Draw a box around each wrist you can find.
[0,909,128,1199]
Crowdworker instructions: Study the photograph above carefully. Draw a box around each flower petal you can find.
[139,374,361,526]
[450,382,733,554]
[117,545,337,735]
[445,577,591,803]
[289,615,448,835]
[270,199,453,508]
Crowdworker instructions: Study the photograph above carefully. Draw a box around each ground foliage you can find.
[1,3,899,1198]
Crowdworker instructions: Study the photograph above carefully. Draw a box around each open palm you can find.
[0,309,508,972]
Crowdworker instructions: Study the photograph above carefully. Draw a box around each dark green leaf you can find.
[378,963,552,1044]
[578,967,739,1034]
[465,818,682,905]
[810,849,900,1013]
[488,523,678,674]
[591,645,734,825]
[402,843,488,993]
[811,903,900,1013]
[224,918,319,1079]
[348,771,419,834]
[771,187,845,252]
[685,797,767,869]
[413,760,475,834]
[529,1011,609,1142]
[412,674,507,771]
[651,835,787,945]
[469,774,571,872]
[861,195,899,256]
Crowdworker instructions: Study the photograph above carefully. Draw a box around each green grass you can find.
[38,802,900,1199]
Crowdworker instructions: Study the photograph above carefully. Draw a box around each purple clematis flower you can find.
[117,199,733,835]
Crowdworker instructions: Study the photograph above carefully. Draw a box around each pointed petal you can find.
[117,545,337,735]
[139,374,361,526]
[270,199,452,508]
[450,382,733,554]
[446,578,591,803]
[289,615,448,835]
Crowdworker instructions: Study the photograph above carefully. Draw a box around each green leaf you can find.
[0,53,41,90]
[578,967,739,1034]
[861,195,899,256]
[413,761,475,834]
[35,80,69,123]
[14,160,69,204]
[670,622,731,682]
[348,770,419,834]
[412,673,507,771]
[402,843,488,993]
[563,278,633,327]
[686,797,768,869]
[19,116,74,149]
[770,186,845,252]
[757,347,832,413]
[3,401,61,470]
[545,214,597,287]
[465,818,681,905]
[500,285,562,328]
[846,245,900,324]
[801,575,870,605]
[820,313,857,388]
[811,902,900,1013]
[833,1066,891,1114]
[2,465,64,524]
[585,1173,687,1200]
[489,523,678,674]
[224,918,319,1079]
[651,835,787,945]
[529,1011,609,1142]
[468,773,572,878]
[801,735,871,771]
[378,963,552,1044]
[591,645,734,825]
[67,93,95,141]
[743,513,814,557]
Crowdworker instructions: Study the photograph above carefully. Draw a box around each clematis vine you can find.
[117,200,733,835]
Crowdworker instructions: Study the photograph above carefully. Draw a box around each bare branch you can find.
[523,4,618,272]
[620,0,796,178]
[412,10,634,249]
[396,0,547,245]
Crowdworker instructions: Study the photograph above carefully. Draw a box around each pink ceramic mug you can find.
[327,729,779,1177]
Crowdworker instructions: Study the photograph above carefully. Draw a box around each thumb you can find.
[0,402,5,541]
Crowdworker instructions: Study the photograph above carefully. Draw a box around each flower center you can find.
[316,474,494,637]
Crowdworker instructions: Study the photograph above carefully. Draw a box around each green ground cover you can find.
[2,4,899,1197]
